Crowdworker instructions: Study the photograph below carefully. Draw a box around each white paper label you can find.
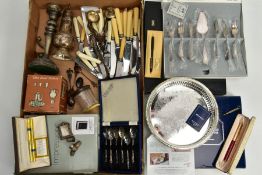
[72,117,95,135]
[35,138,48,157]
[167,0,189,19]
[147,135,195,175]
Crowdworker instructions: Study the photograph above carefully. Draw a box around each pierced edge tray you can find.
[146,77,219,150]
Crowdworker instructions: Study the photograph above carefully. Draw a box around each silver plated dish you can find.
[146,78,219,150]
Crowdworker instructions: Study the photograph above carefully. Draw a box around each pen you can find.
[150,36,154,73]
[27,119,33,162]
[30,119,36,162]
[223,120,243,161]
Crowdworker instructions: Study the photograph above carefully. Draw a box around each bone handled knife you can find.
[122,9,134,76]
[111,18,120,78]
[104,20,112,70]
[73,17,84,52]
[106,20,114,74]
[112,13,124,77]
[131,17,141,75]
[130,7,139,74]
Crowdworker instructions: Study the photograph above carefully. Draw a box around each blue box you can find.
[195,96,246,168]
[98,76,143,174]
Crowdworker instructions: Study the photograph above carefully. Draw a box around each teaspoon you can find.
[124,135,131,169]
[129,127,137,164]
[119,127,125,164]
[107,129,114,164]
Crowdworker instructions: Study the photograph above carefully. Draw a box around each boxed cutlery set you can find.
[11,0,256,175]
[161,0,247,78]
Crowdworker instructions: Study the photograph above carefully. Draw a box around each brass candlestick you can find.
[28,3,61,75]
[52,7,74,60]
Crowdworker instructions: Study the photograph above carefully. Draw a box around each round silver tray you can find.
[146,78,219,150]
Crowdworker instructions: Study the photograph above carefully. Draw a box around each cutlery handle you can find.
[104,149,108,163]
[77,16,84,27]
[112,18,120,46]
[78,55,95,70]
[110,149,113,164]
[178,38,184,61]
[107,21,112,43]
[127,150,130,169]
[133,7,139,35]
[73,17,80,39]
[189,38,194,60]
[123,8,127,37]
[130,15,133,38]
[115,149,119,164]
[232,39,239,59]
[80,28,85,42]
[119,37,126,59]
[126,9,133,39]
[77,51,101,64]
[76,16,86,42]
[226,38,232,60]
[121,149,124,163]
[98,9,104,33]
[137,19,141,40]
[132,149,135,164]
[114,8,123,37]
[215,37,219,59]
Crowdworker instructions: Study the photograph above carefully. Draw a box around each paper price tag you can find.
[167,0,189,19]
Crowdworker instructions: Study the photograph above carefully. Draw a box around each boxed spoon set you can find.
[11,0,255,175]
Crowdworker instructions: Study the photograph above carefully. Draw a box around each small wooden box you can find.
[24,75,68,114]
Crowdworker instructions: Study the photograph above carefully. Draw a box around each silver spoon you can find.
[103,129,109,163]
[124,134,131,169]
[107,129,114,164]
[178,20,185,61]
[214,19,222,59]
[129,127,137,164]
[223,20,235,72]
[113,129,119,164]
[231,20,239,60]
[119,127,125,164]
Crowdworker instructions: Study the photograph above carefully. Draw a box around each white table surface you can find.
[0,0,261,174]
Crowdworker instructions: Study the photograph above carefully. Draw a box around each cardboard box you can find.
[20,0,144,115]
[24,75,67,114]
[17,0,144,174]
